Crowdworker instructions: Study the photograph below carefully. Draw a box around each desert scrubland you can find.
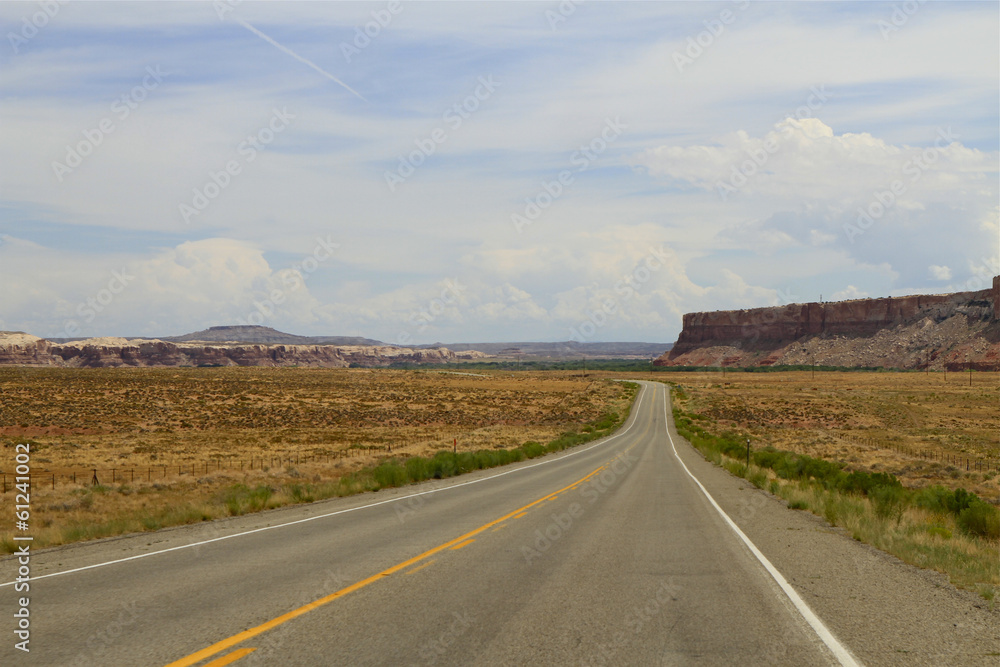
[649,370,1000,498]
[0,367,632,551]
[652,370,999,599]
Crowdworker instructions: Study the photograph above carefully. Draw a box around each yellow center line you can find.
[203,648,256,666]
[164,459,610,667]
[512,512,528,519]
[404,559,436,576]
[450,538,476,550]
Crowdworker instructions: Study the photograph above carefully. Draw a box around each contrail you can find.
[235,18,368,103]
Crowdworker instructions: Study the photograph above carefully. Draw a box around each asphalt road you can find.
[2,381,996,666]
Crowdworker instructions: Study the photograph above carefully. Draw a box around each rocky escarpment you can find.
[0,334,486,368]
[656,276,1000,371]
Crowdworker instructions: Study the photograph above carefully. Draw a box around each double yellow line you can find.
[166,459,616,667]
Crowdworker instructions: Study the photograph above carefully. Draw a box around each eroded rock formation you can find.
[0,334,486,368]
[656,276,1000,370]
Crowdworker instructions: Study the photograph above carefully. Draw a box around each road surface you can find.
[2,381,996,665]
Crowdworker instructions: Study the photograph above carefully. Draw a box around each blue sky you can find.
[1,1,997,344]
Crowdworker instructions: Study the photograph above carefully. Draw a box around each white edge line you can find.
[0,384,648,588]
[657,382,862,667]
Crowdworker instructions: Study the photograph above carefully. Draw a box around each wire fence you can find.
[0,445,396,493]
[841,433,997,474]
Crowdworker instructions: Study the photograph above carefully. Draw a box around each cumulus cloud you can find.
[831,285,869,301]
[2,3,996,343]
[929,265,952,281]
[634,118,994,203]
[635,119,998,290]
[0,237,332,337]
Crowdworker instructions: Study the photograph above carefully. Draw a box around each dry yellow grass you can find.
[0,367,630,550]
[642,370,1000,501]
[659,372,999,600]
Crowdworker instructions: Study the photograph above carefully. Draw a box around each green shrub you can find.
[948,488,979,515]
[914,485,984,518]
[221,484,273,515]
[521,441,545,459]
[372,461,408,488]
[957,502,1000,540]
[871,485,907,524]
[428,451,459,478]
[405,457,431,482]
[914,485,953,514]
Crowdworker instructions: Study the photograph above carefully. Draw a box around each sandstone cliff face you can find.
[657,276,1000,370]
[0,334,486,368]
[0,333,57,365]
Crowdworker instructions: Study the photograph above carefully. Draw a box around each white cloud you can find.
[1,3,997,343]
[929,265,952,281]
[634,117,996,204]
[832,285,869,301]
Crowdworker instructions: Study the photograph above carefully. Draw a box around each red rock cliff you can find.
[657,277,1000,370]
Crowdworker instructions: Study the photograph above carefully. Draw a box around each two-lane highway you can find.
[3,381,995,665]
